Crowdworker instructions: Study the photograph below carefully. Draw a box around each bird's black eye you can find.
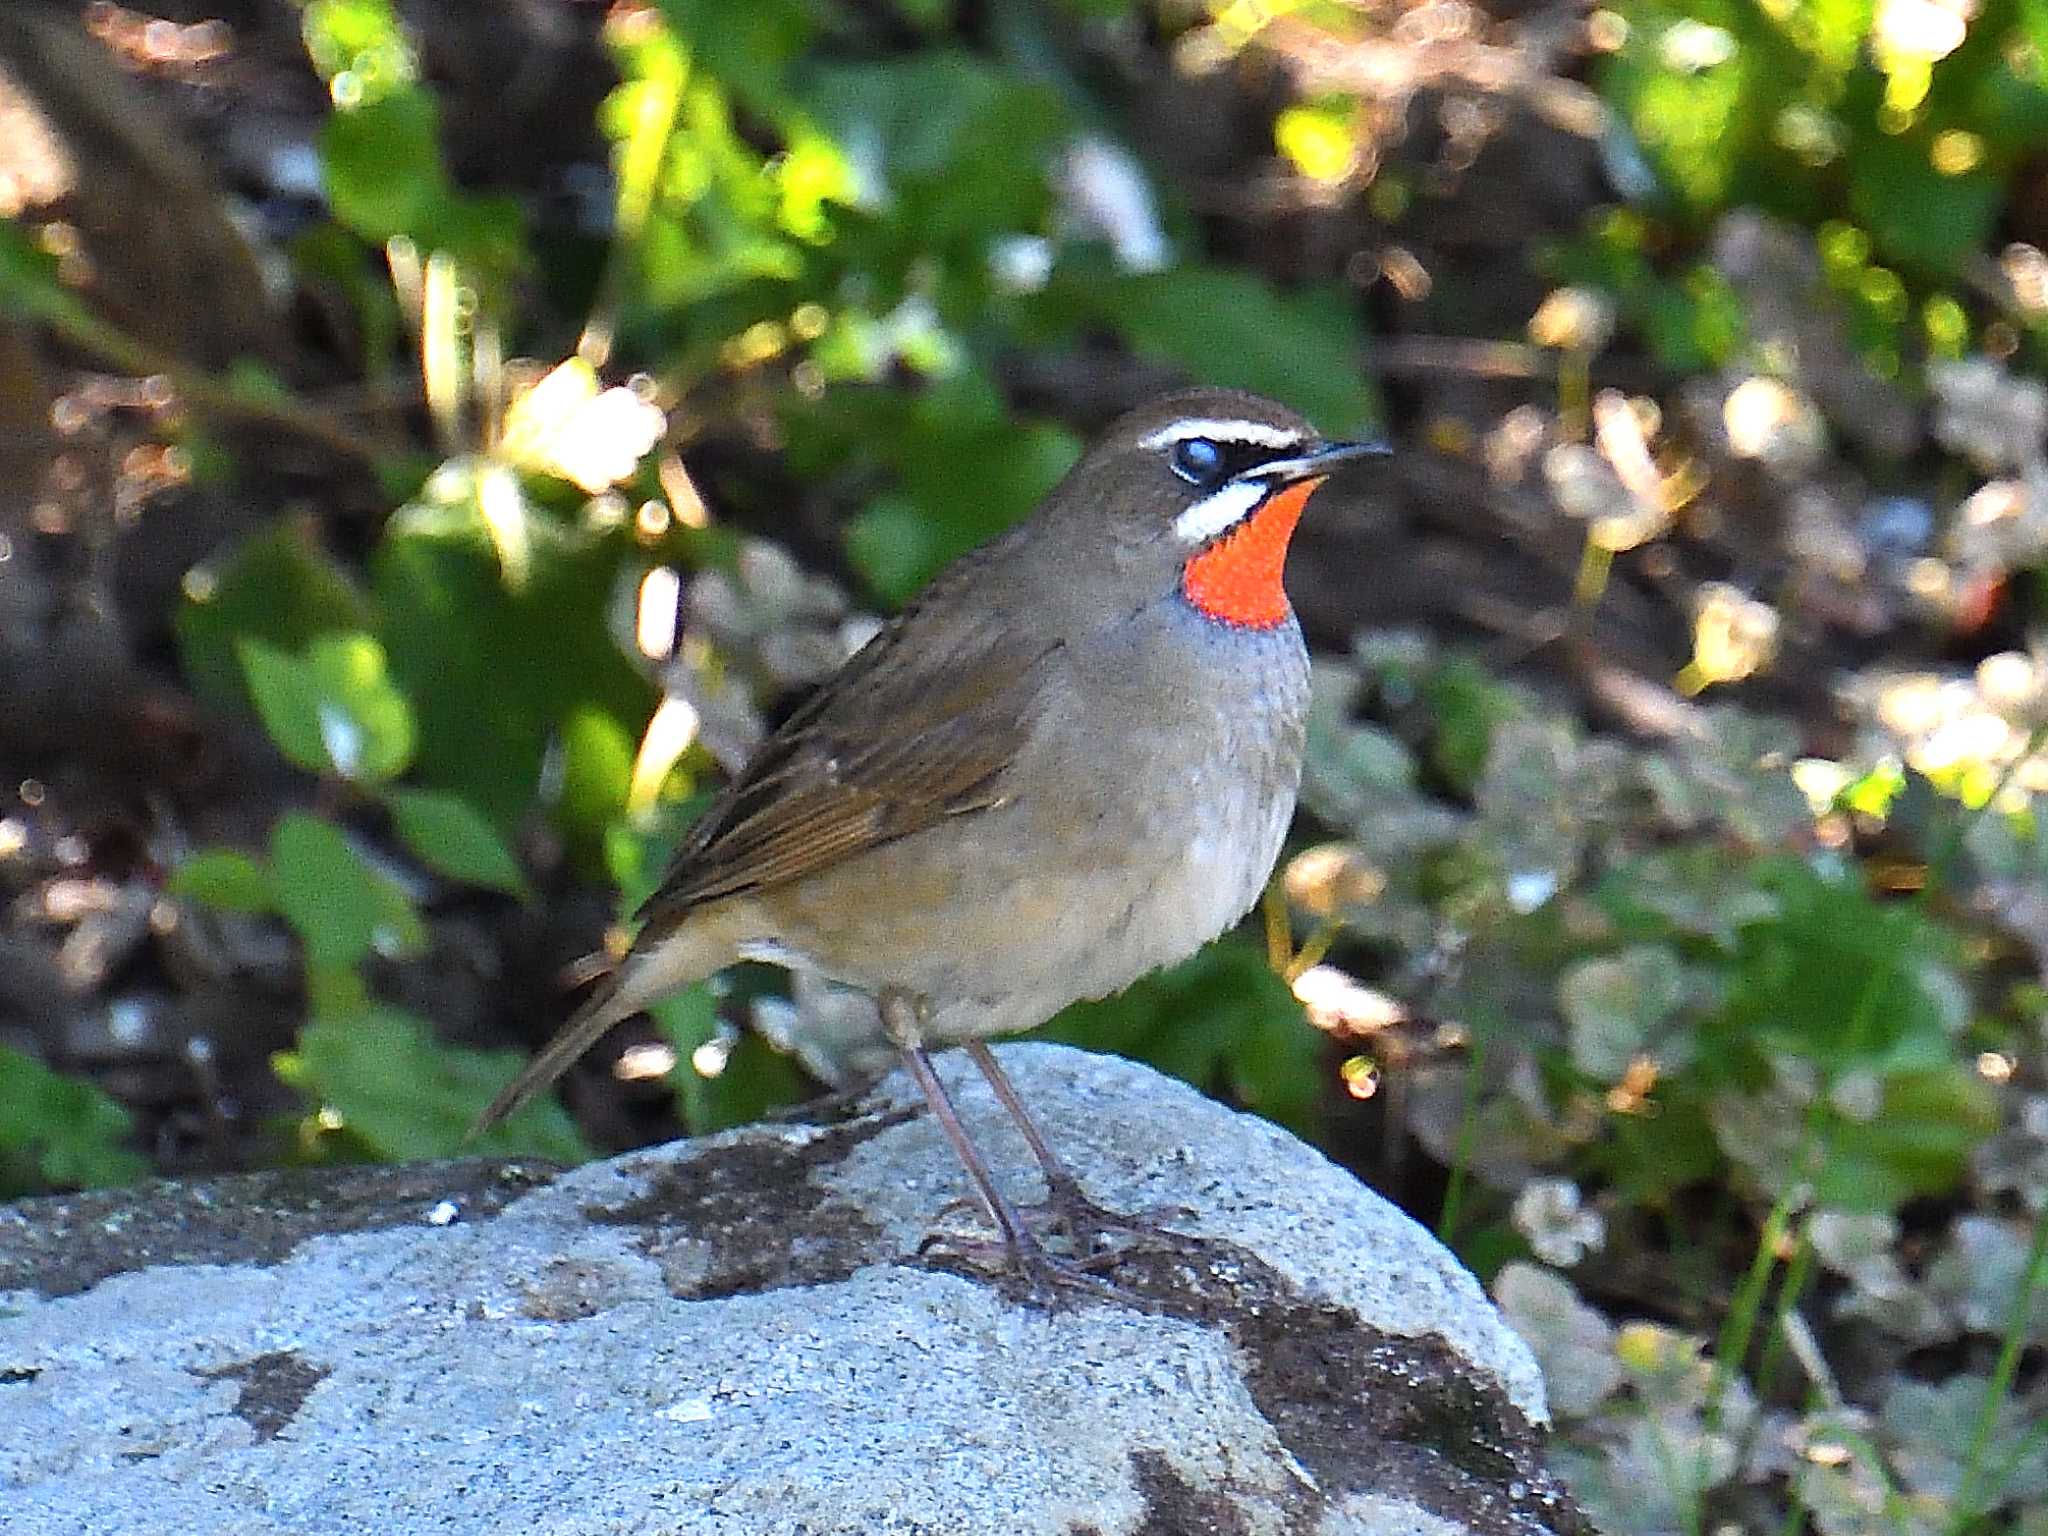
[1169,437,1225,485]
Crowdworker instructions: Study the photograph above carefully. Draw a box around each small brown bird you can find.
[478,387,1381,1290]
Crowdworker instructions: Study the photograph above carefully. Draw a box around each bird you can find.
[476,387,1383,1293]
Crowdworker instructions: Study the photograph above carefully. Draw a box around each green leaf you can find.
[271,812,424,974]
[1815,1065,1999,1210]
[607,791,715,913]
[1715,857,1967,1078]
[372,480,652,827]
[806,54,1015,182]
[276,1007,590,1162]
[174,522,371,714]
[843,493,940,605]
[238,639,331,775]
[1422,656,1526,795]
[1849,131,2004,275]
[802,55,1065,239]
[238,634,415,784]
[0,220,97,332]
[388,789,530,897]
[845,410,1080,603]
[1600,1089,1724,1204]
[657,0,815,115]
[305,633,415,782]
[0,1045,147,1195]
[318,91,449,243]
[560,708,639,856]
[168,849,276,914]
[1098,266,1378,435]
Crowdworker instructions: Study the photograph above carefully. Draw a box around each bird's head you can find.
[1056,388,1387,629]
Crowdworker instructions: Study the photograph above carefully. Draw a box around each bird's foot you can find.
[1032,1176,1200,1261]
[916,1223,1142,1308]
[928,1177,1197,1265]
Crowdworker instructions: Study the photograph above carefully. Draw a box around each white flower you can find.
[1513,1177,1607,1266]
[1930,358,2048,473]
[1723,376,1826,472]
[500,358,666,494]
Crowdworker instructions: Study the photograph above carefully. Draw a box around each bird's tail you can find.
[470,927,725,1138]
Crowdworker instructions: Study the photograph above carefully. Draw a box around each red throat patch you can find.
[1181,477,1323,629]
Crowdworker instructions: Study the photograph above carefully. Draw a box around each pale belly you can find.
[740,607,1309,1047]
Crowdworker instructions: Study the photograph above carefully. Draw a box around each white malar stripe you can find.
[1140,417,1307,452]
[1171,478,1266,545]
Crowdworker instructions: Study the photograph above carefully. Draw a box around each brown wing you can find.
[636,550,1060,932]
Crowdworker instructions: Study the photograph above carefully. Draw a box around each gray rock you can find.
[0,1043,1582,1536]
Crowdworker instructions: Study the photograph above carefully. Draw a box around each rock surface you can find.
[0,1043,1583,1536]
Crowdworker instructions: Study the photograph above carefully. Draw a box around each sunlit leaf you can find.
[168,848,276,914]
[301,0,411,94]
[237,634,415,784]
[276,1007,590,1161]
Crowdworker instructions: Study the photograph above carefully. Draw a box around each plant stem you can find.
[1283,917,1345,983]
[1753,1225,1816,1400]
[1435,1030,1487,1245]
[1572,535,1613,611]
[1261,881,1293,975]
[1948,1201,2048,1534]
[1689,1112,1822,1536]
[578,33,684,370]
[30,288,392,466]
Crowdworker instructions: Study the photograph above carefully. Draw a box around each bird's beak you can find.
[1253,437,1393,486]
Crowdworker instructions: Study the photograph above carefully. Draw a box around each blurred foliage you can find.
[0,1046,149,1197]
[1566,0,2048,380]
[1302,629,2044,1536]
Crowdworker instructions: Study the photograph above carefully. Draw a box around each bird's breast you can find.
[742,601,1310,1040]
[1008,600,1310,982]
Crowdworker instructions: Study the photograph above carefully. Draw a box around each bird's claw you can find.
[1037,1180,1199,1258]
[927,1185,1192,1259]
[916,1225,1142,1308]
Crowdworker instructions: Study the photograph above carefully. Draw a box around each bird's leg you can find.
[881,993,1128,1304]
[896,1040,1036,1253]
[963,1041,1195,1257]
